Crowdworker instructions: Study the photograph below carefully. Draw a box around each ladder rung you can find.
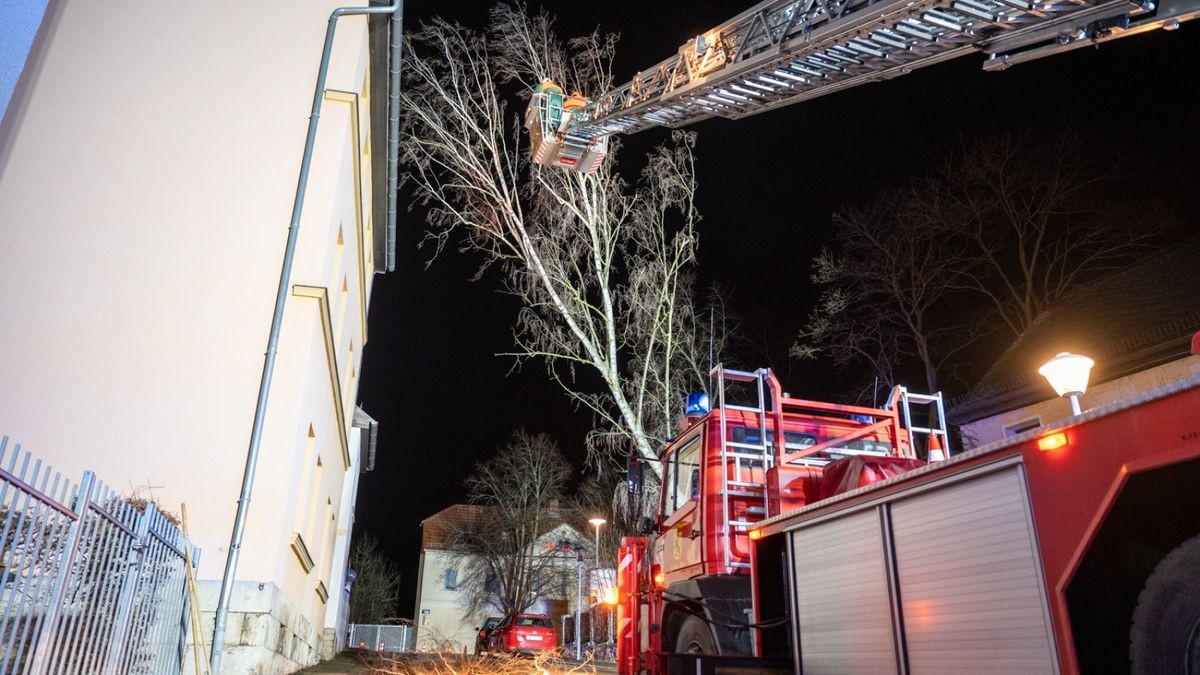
[728,481,765,489]
[727,441,768,451]
[725,404,765,414]
[727,520,760,528]
[724,489,763,498]
[717,368,760,382]
[729,562,752,569]
[908,426,947,434]
[746,506,766,515]
[726,452,769,462]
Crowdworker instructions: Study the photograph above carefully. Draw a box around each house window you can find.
[1005,417,1042,437]
[444,569,458,590]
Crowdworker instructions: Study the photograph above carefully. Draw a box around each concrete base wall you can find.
[186,581,322,675]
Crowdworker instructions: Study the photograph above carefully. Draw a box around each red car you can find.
[486,613,557,655]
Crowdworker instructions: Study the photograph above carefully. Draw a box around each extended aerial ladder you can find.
[528,0,1198,171]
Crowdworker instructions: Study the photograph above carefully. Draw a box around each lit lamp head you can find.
[1038,352,1094,415]
[588,517,607,529]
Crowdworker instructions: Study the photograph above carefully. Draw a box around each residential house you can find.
[949,238,1200,447]
[0,1,397,672]
[413,504,590,653]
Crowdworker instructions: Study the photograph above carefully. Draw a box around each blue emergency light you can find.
[686,392,711,416]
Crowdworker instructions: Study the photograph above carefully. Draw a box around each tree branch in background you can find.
[935,129,1169,336]
[444,430,574,617]
[400,4,725,475]
[349,533,404,624]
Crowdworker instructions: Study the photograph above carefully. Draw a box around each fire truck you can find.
[517,0,1200,670]
[614,351,1200,674]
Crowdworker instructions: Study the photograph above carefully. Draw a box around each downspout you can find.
[210,3,402,673]
[386,4,402,271]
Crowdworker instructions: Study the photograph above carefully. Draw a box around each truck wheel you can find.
[676,615,717,655]
[1130,533,1200,674]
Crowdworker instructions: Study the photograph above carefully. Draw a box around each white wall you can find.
[0,1,381,671]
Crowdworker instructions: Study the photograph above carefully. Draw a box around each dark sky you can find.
[354,0,1200,616]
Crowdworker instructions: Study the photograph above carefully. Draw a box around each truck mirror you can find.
[627,460,644,496]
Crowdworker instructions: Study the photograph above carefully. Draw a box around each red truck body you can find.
[617,367,1200,674]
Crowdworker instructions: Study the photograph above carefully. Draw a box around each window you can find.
[1005,417,1042,437]
[663,435,701,517]
[444,569,458,590]
[515,616,553,627]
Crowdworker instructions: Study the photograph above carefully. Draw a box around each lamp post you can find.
[1038,352,1095,415]
[574,544,583,659]
[588,518,606,649]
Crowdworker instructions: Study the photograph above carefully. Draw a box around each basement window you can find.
[1005,417,1042,437]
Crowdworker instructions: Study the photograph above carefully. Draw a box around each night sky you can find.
[353,0,1200,617]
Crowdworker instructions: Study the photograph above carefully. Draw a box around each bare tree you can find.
[792,185,974,399]
[446,430,576,616]
[348,533,403,624]
[400,4,715,474]
[934,129,1166,336]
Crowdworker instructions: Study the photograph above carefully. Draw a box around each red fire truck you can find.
[616,357,1200,674]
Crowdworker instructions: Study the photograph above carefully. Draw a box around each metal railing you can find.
[0,436,197,675]
[348,623,413,653]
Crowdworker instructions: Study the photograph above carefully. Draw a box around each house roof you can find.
[419,504,487,550]
[949,236,1200,424]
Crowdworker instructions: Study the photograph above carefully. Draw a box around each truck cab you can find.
[642,366,943,661]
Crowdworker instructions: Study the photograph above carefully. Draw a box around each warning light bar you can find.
[749,529,763,541]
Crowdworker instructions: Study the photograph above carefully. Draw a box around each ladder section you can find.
[889,387,952,460]
[566,0,1175,141]
[713,365,775,571]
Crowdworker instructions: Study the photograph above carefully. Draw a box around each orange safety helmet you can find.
[563,90,587,111]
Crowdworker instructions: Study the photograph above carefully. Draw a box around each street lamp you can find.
[1039,352,1095,416]
[588,518,606,567]
[587,518,606,649]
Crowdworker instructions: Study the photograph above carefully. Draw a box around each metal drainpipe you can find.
[385,4,402,271]
[209,3,402,673]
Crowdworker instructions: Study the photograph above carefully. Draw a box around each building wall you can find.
[413,549,489,653]
[960,355,1200,449]
[0,1,381,672]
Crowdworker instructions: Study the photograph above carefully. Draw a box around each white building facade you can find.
[0,1,396,672]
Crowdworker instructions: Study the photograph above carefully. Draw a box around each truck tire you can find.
[676,615,718,655]
[1129,533,1200,674]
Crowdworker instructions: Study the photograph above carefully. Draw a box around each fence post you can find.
[28,471,95,675]
[101,501,155,675]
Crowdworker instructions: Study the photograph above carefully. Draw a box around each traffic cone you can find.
[928,433,946,462]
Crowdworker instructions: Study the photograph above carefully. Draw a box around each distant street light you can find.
[1039,352,1095,415]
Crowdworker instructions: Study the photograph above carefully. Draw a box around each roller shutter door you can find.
[890,467,1057,674]
[790,509,898,674]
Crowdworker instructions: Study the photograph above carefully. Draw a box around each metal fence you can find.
[348,624,413,653]
[0,436,196,675]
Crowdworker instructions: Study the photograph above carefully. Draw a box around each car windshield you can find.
[484,618,500,629]
[515,616,551,627]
